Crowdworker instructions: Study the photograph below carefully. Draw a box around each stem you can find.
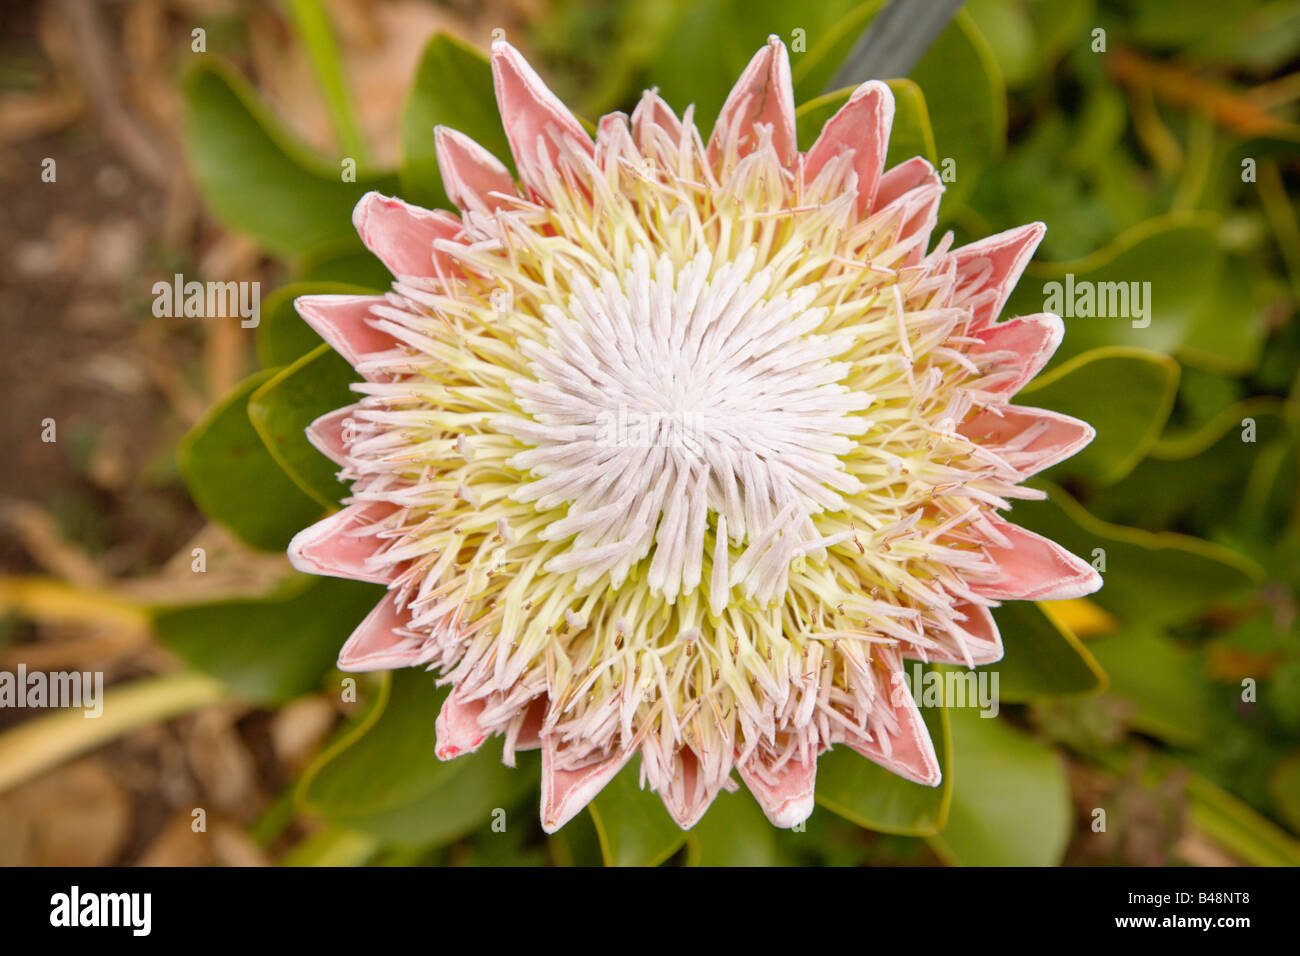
[825,0,966,92]
[284,0,368,164]
[0,672,226,794]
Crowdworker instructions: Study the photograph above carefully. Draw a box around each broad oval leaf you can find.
[1020,346,1180,486]
[687,789,780,866]
[588,763,688,866]
[1179,254,1278,374]
[1005,213,1223,367]
[1088,398,1289,538]
[178,371,325,552]
[1012,483,1262,627]
[295,240,396,289]
[181,61,398,257]
[1086,627,1215,748]
[964,0,1038,88]
[299,670,535,847]
[882,78,938,168]
[927,707,1070,866]
[248,343,358,508]
[547,809,605,867]
[816,680,951,835]
[909,9,1005,211]
[790,0,887,101]
[151,574,382,706]
[974,600,1108,701]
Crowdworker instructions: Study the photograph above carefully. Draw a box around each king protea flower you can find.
[287,37,1100,832]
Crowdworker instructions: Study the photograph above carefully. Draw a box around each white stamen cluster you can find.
[495,245,870,609]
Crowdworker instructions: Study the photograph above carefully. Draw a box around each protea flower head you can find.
[287,36,1100,831]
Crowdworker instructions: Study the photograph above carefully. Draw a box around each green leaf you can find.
[975,601,1107,701]
[178,371,325,551]
[1087,398,1289,537]
[649,0,957,175]
[1023,0,1092,74]
[965,107,1125,260]
[588,763,687,866]
[152,575,382,706]
[927,708,1070,865]
[1005,213,1223,367]
[1159,395,1289,459]
[400,33,515,211]
[909,10,1005,211]
[1087,627,1214,747]
[1020,346,1180,485]
[299,670,534,847]
[790,0,887,101]
[181,61,398,257]
[816,680,951,835]
[295,241,395,289]
[256,281,376,369]
[964,0,1039,88]
[965,0,1090,89]
[248,344,357,508]
[284,0,367,160]
[1127,0,1300,74]
[534,0,690,118]
[1011,483,1262,627]
[1179,254,1279,375]
[1241,419,1300,543]
[687,788,780,865]
[547,808,605,867]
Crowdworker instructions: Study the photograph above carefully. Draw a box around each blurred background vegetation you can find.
[0,0,1298,866]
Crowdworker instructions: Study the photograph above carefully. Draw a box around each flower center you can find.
[496,246,871,609]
